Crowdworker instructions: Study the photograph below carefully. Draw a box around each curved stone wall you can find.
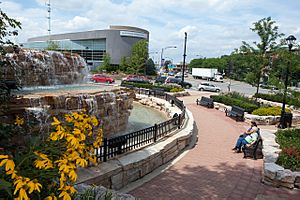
[0,88,135,137]
[213,102,300,126]
[76,95,195,190]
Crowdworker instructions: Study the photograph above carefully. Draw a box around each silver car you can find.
[198,82,220,92]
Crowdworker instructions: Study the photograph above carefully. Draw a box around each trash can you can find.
[283,112,293,128]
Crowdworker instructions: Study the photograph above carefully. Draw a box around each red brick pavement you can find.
[129,103,300,200]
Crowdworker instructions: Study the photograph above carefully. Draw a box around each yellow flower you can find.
[15,116,24,126]
[65,114,73,123]
[0,155,15,172]
[75,158,87,167]
[27,179,42,194]
[65,134,80,148]
[17,187,29,200]
[14,177,30,193]
[6,169,18,179]
[59,191,72,200]
[71,112,80,120]
[0,155,9,159]
[90,116,99,126]
[68,170,77,182]
[34,152,53,169]
[44,194,58,200]
[51,117,61,126]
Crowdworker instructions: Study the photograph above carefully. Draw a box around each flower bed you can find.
[262,129,300,189]
[276,129,300,171]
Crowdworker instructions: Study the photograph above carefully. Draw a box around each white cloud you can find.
[63,16,91,30]
[1,0,300,62]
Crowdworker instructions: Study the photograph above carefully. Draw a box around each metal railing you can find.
[94,86,186,162]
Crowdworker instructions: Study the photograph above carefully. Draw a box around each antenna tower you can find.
[46,0,51,35]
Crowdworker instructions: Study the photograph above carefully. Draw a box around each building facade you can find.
[22,26,149,69]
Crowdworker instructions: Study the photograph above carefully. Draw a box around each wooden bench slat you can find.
[196,97,214,108]
[225,105,245,121]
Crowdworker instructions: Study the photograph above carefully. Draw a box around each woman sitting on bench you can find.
[239,121,258,138]
[232,123,259,153]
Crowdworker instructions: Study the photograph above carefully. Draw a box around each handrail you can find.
[94,86,186,162]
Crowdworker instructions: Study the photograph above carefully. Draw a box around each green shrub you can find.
[170,87,184,93]
[226,92,257,104]
[276,129,300,171]
[252,106,291,116]
[210,95,259,113]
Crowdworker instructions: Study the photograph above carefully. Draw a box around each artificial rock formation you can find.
[1,48,88,86]
[0,89,135,138]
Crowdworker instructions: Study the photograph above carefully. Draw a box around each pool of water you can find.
[14,83,116,95]
[113,102,168,137]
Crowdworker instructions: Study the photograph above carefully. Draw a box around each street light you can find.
[278,35,296,129]
[160,46,177,69]
[181,32,187,88]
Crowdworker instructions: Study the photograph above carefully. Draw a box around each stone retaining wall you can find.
[213,102,300,126]
[261,130,300,189]
[76,95,195,190]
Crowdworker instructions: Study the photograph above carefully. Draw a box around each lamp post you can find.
[278,35,296,129]
[181,32,187,88]
[160,46,177,69]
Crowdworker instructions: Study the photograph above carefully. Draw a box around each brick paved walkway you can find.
[130,96,300,200]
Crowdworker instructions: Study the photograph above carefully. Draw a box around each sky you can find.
[1,0,300,63]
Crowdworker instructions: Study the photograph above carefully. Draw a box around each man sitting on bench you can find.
[232,124,259,153]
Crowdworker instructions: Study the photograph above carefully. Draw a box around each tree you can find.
[46,40,60,50]
[238,17,284,95]
[131,39,148,74]
[119,56,131,72]
[145,58,156,75]
[0,8,22,102]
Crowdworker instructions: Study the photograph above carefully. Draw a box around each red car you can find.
[91,74,114,83]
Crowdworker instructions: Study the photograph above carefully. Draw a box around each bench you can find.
[242,130,263,160]
[225,105,245,121]
[196,96,214,108]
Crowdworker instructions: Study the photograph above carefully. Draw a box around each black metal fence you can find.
[94,86,186,162]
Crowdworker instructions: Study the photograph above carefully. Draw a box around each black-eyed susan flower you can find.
[51,117,61,126]
[45,194,58,200]
[14,116,24,126]
[0,155,15,172]
[27,179,42,194]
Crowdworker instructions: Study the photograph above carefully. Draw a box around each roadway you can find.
[183,76,277,97]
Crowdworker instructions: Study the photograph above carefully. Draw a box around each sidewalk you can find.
[129,93,300,200]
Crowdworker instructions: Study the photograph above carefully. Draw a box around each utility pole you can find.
[181,32,187,87]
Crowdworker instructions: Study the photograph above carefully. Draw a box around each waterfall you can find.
[1,48,89,87]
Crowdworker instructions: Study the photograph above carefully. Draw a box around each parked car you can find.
[165,77,192,89]
[259,83,278,90]
[168,71,175,76]
[198,82,220,92]
[91,74,114,83]
[175,72,188,78]
[155,76,167,84]
[122,75,150,84]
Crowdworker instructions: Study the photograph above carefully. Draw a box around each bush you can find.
[252,106,291,116]
[226,92,257,104]
[121,81,182,92]
[276,129,300,171]
[0,112,103,199]
[170,87,184,93]
[210,95,259,113]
